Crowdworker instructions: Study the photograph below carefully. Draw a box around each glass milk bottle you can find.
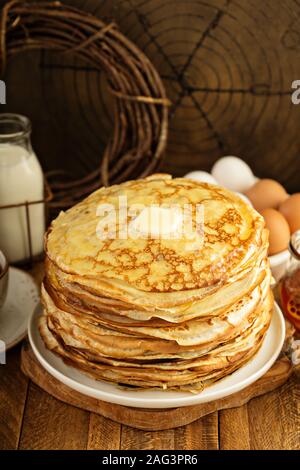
[0,114,45,263]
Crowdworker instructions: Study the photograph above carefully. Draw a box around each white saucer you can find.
[28,303,285,409]
[0,267,39,350]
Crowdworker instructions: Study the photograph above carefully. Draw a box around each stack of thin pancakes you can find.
[40,174,273,392]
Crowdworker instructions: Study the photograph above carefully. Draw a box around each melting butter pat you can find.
[130,206,183,237]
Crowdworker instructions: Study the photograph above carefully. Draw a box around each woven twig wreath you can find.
[0,1,170,208]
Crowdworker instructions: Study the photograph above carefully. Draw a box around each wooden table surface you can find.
[0,345,298,450]
[0,264,299,450]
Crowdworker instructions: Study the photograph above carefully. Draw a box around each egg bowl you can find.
[247,178,290,282]
[269,249,290,282]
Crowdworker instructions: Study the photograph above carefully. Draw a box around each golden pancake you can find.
[45,254,269,321]
[46,175,265,292]
[40,289,272,366]
[39,292,271,390]
[40,174,273,392]
[41,277,270,346]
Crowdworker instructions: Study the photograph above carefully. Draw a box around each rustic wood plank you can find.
[19,382,90,450]
[219,405,250,450]
[247,375,300,450]
[174,412,219,450]
[120,426,175,450]
[0,346,28,450]
[87,414,121,450]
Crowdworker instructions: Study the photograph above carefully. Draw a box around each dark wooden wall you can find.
[2,0,300,192]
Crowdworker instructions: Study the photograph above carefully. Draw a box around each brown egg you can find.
[260,208,290,255]
[245,179,288,212]
[279,193,300,233]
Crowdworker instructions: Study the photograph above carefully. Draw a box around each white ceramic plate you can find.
[0,267,39,350]
[28,303,285,409]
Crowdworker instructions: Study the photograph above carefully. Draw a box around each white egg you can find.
[235,192,253,206]
[184,171,218,185]
[211,156,255,192]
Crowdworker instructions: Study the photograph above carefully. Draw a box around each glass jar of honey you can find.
[279,230,300,331]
